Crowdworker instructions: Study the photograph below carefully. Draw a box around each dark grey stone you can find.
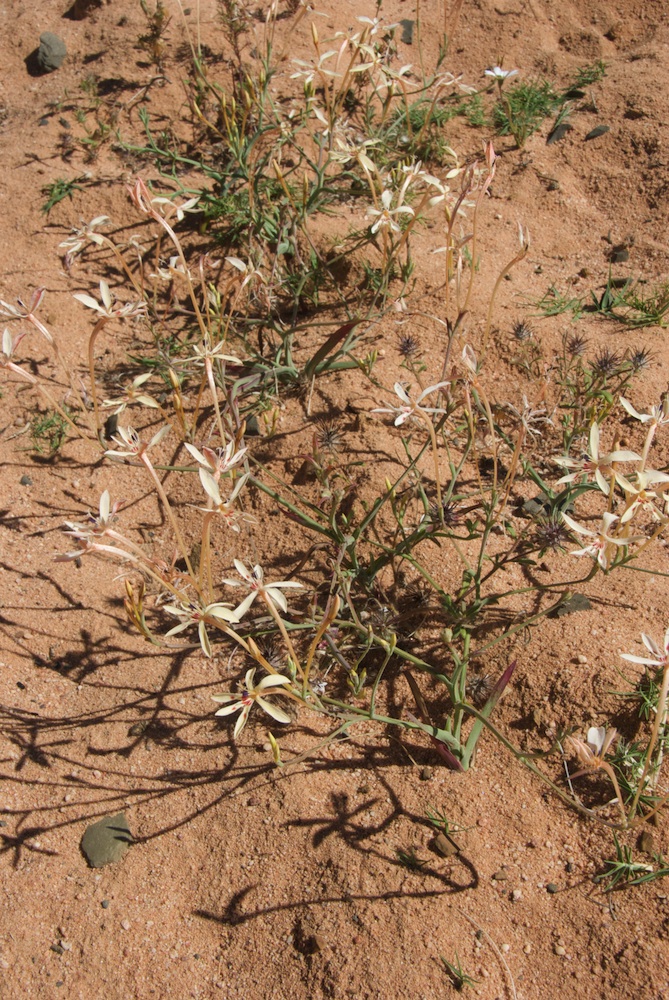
[37,33,67,73]
[81,812,133,868]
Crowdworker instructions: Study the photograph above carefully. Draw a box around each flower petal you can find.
[184,442,209,467]
[589,423,600,460]
[214,701,242,716]
[620,397,644,421]
[198,620,212,657]
[233,592,257,619]
[233,704,252,738]
[256,674,292,691]
[207,603,239,623]
[266,586,288,612]
[594,467,611,496]
[562,512,594,537]
[256,697,292,725]
[244,667,257,690]
[417,381,450,402]
[642,633,661,657]
[586,727,605,754]
[164,621,190,637]
[620,653,662,666]
[393,382,411,405]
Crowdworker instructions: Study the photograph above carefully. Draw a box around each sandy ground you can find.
[2,0,669,997]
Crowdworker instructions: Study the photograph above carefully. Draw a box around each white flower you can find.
[567,726,618,769]
[366,190,414,234]
[356,14,398,35]
[163,599,240,658]
[149,195,199,222]
[0,287,46,322]
[508,395,553,439]
[212,667,292,737]
[484,66,518,82]
[197,470,254,532]
[620,628,669,668]
[127,177,199,222]
[0,288,52,344]
[373,381,448,427]
[616,469,669,524]
[64,490,121,539]
[185,441,247,480]
[561,511,642,570]
[73,280,147,320]
[0,328,34,382]
[151,255,190,281]
[461,344,478,376]
[102,373,161,414]
[178,334,243,370]
[104,424,169,460]
[554,423,640,496]
[620,396,669,429]
[59,216,111,258]
[223,560,303,617]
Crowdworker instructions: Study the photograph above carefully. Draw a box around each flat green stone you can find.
[81,813,133,868]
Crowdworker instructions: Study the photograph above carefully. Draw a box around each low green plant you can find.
[587,268,669,328]
[492,78,561,147]
[41,176,86,216]
[530,284,583,320]
[461,93,486,127]
[396,846,428,871]
[597,834,669,891]
[440,953,479,991]
[30,407,71,456]
[570,60,607,89]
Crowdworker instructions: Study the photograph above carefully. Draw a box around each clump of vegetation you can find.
[1,2,666,893]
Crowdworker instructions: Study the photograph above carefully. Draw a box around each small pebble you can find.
[524,943,532,955]
[500,943,510,954]
[121,919,131,931]
[576,654,588,664]
[37,32,67,73]
[433,832,458,858]
[512,889,523,901]
[20,475,33,486]
[639,830,654,855]
[419,766,432,781]
[492,870,508,881]
[101,899,110,909]
[555,944,566,956]
[547,883,559,894]
[50,944,64,955]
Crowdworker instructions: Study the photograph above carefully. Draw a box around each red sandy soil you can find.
[1,1,669,998]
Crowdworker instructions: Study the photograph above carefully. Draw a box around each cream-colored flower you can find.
[223,560,303,617]
[561,511,642,570]
[555,423,640,496]
[367,190,414,234]
[212,667,292,737]
[163,599,240,658]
